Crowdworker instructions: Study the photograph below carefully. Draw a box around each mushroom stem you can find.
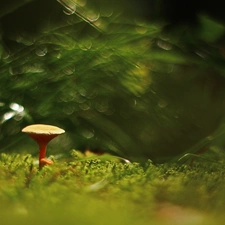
[39,144,47,161]
[28,133,57,169]
[38,143,47,168]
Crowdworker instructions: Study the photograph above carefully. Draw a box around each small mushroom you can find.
[22,124,65,169]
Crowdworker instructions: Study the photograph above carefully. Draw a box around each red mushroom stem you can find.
[28,133,58,169]
[39,143,47,162]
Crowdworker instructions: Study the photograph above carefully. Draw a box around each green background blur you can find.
[1,0,225,162]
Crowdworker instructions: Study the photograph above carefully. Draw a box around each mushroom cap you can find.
[22,124,65,135]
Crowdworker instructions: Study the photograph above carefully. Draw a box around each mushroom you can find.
[22,124,65,169]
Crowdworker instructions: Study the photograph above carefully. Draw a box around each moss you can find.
[0,151,224,224]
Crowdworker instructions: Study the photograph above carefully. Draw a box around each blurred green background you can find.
[1,0,225,162]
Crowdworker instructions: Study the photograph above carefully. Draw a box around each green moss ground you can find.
[0,151,225,225]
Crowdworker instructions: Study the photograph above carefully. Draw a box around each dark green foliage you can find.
[1,0,225,163]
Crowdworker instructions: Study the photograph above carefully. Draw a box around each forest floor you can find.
[1,150,225,225]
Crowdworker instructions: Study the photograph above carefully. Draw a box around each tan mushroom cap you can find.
[22,124,65,135]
